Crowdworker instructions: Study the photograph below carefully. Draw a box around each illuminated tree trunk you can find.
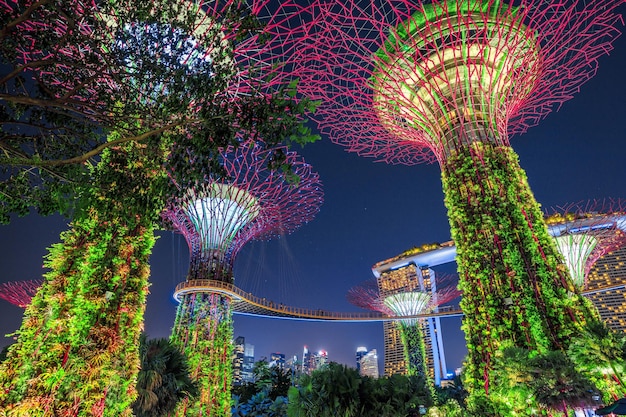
[441,141,596,395]
[398,321,436,401]
[171,293,233,417]
[0,142,165,416]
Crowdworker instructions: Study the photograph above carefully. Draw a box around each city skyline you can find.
[1,12,625,375]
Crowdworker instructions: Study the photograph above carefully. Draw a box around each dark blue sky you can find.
[1,15,625,374]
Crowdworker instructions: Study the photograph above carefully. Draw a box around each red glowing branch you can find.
[347,273,461,316]
[0,279,42,308]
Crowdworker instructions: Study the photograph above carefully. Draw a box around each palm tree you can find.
[132,334,198,417]
[528,350,599,415]
[568,321,626,394]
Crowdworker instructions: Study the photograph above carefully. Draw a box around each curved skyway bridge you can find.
[173,279,622,322]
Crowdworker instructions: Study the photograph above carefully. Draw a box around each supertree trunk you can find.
[170,293,233,417]
[441,140,596,395]
[0,142,165,416]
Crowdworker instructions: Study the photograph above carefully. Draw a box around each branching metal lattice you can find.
[163,144,323,284]
[0,280,42,308]
[301,0,623,164]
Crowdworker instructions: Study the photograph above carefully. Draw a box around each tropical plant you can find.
[132,334,198,417]
[568,320,626,399]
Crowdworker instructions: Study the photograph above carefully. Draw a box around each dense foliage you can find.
[133,334,198,417]
[287,362,432,417]
[170,293,233,417]
[0,0,318,221]
[0,140,167,416]
[441,141,597,409]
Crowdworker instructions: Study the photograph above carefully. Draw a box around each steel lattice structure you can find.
[546,200,626,290]
[164,144,322,417]
[300,0,624,407]
[0,280,42,309]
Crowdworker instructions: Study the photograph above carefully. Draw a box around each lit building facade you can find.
[359,348,379,378]
[242,342,255,384]
[356,346,368,373]
[301,346,328,374]
[586,246,626,331]
[269,352,286,369]
[233,336,245,386]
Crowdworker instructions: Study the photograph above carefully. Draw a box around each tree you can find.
[133,334,198,417]
[0,0,319,415]
[0,0,319,221]
[568,320,626,401]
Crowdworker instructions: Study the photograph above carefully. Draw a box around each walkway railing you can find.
[174,279,462,322]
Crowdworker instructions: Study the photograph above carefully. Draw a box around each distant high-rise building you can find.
[373,255,451,385]
[242,341,255,384]
[286,355,301,377]
[359,349,379,379]
[311,350,328,372]
[356,346,368,373]
[302,346,310,375]
[301,346,328,374]
[270,352,286,369]
[586,246,626,331]
[233,336,246,386]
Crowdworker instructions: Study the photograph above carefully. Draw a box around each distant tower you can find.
[242,342,255,384]
[233,336,245,386]
[164,145,322,415]
[348,266,459,387]
[0,280,41,308]
[359,349,380,379]
[302,346,310,375]
[303,0,624,400]
[356,346,368,373]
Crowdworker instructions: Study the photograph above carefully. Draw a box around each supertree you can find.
[0,1,321,415]
[546,200,626,291]
[347,274,459,397]
[162,144,322,416]
[0,280,42,309]
[300,0,624,406]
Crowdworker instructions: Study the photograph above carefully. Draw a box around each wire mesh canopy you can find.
[301,0,624,164]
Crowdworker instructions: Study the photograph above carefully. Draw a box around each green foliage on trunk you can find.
[441,141,597,407]
[0,140,167,416]
[170,293,233,417]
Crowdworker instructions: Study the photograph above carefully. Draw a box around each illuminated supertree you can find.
[347,274,459,395]
[301,0,624,404]
[0,280,41,309]
[162,144,322,416]
[546,200,626,291]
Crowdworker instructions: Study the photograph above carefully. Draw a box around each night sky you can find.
[1,9,625,375]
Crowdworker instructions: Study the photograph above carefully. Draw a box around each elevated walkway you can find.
[174,279,626,322]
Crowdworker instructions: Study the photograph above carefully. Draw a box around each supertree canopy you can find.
[163,144,322,417]
[546,200,626,290]
[301,0,624,408]
[347,275,459,395]
[0,280,42,309]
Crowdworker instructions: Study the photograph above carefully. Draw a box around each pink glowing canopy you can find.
[298,0,624,164]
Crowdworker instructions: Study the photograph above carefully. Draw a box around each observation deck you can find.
[173,279,623,322]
